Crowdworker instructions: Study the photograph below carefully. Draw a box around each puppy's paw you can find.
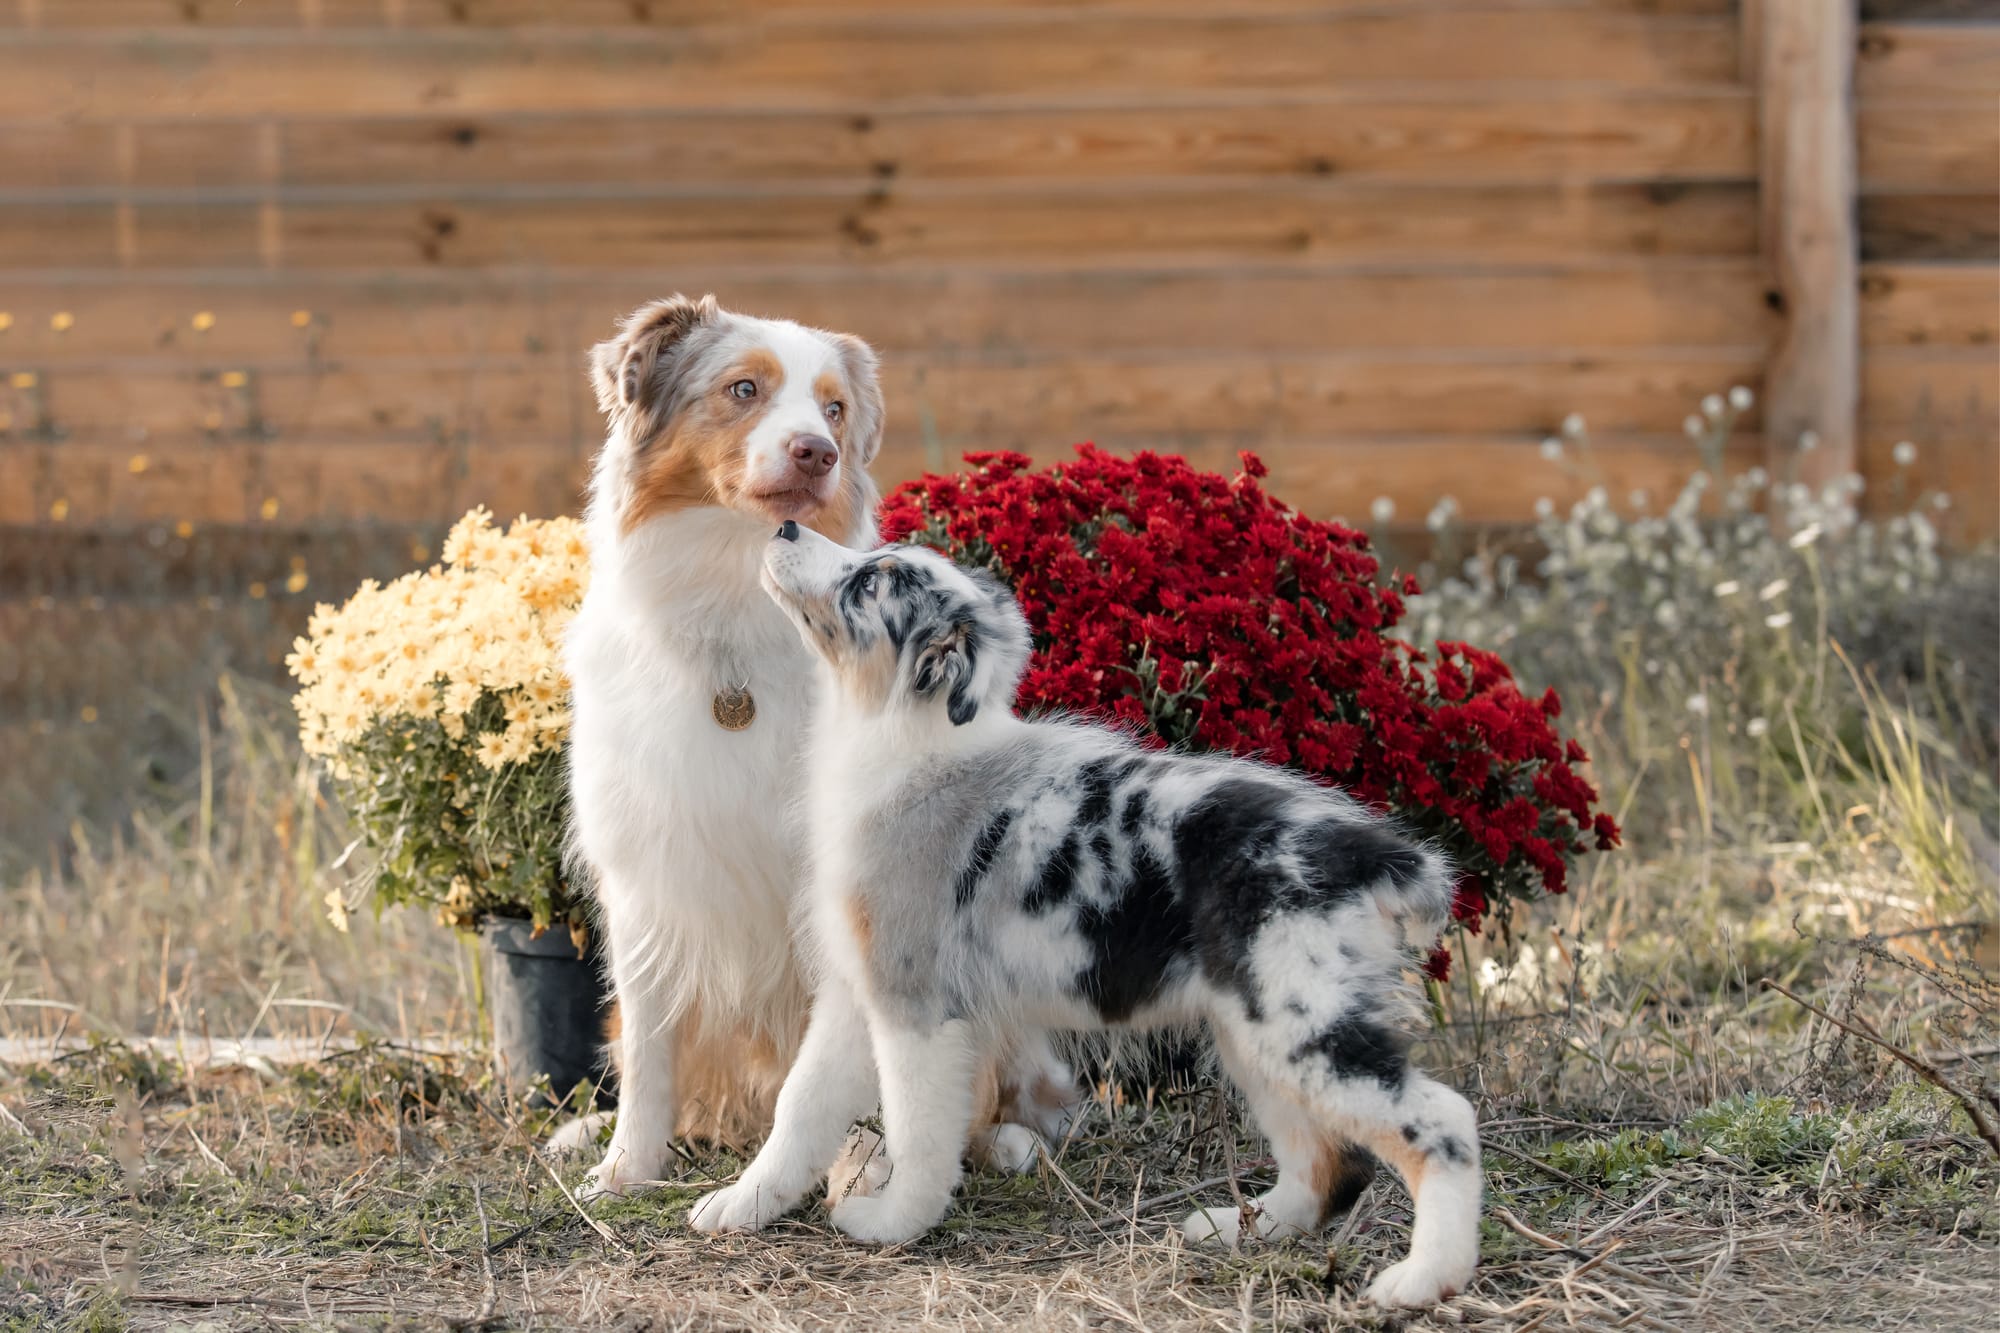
[688,1179,793,1234]
[1181,1204,1246,1248]
[972,1122,1042,1175]
[1365,1256,1468,1309]
[828,1192,929,1246]
[827,1126,891,1202]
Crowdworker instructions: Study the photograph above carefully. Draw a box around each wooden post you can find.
[1755,0,1860,491]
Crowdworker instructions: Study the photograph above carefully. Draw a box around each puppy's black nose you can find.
[776,520,800,542]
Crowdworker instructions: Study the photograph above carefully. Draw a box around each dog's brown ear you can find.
[831,332,886,467]
[589,294,720,428]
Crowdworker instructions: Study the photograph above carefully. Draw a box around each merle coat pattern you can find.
[689,523,1482,1310]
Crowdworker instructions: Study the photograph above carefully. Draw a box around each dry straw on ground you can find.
[5,482,1998,1330]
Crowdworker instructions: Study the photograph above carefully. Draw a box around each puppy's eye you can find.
[728,380,757,400]
[824,400,844,423]
[858,571,878,596]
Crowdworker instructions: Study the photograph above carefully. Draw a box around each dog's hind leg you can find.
[1333,1070,1481,1309]
[689,976,878,1233]
[1182,1029,1376,1246]
[828,1017,982,1245]
[1198,1006,1478,1308]
[972,1028,1079,1174]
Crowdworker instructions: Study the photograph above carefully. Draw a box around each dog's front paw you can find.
[1365,1256,1469,1309]
[828,1192,930,1246]
[688,1179,794,1234]
[543,1111,616,1161]
[578,1152,660,1202]
[828,1126,891,1202]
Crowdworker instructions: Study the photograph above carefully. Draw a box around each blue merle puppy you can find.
[689,521,1481,1309]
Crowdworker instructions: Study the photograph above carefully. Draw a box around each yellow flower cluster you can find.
[289,507,588,771]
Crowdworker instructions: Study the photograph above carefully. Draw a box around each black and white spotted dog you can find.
[690,521,1481,1309]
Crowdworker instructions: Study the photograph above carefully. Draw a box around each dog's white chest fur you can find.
[567,508,816,1027]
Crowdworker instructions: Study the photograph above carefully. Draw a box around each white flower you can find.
[1746,466,1769,488]
[1746,717,1770,738]
[1892,440,1917,467]
[1561,412,1586,438]
[1765,611,1793,629]
[1701,393,1724,420]
[1759,577,1789,601]
[1788,523,1822,549]
[1369,495,1395,524]
[1683,414,1704,439]
[1713,580,1741,597]
[1686,692,1709,715]
[1540,437,1564,461]
[1798,429,1820,453]
[1728,385,1754,411]
[1933,493,1951,511]
[1534,496,1555,520]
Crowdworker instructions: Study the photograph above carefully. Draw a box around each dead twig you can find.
[464,1180,499,1327]
[1761,977,2000,1159]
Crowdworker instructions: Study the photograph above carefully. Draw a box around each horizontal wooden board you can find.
[1860,262,2000,347]
[0,16,1743,122]
[1861,194,2000,262]
[2,0,1741,29]
[0,437,588,526]
[1858,101,2000,195]
[1,429,1761,529]
[20,429,1986,539]
[0,357,581,443]
[0,183,1760,271]
[0,352,1764,451]
[0,94,1759,192]
[0,265,1776,362]
[1860,1,2000,19]
[1863,351,2000,435]
[1857,21,2000,97]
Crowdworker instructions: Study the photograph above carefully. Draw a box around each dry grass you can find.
[5,575,1998,1330]
[2,1018,1994,1333]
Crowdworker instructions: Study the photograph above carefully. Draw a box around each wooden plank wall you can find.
[1856,0,2000,519]
[0,0,1991,546]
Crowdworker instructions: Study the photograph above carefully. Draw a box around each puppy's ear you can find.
[912,618,979,726]
[590,294,720,428]
[831,332,885,467]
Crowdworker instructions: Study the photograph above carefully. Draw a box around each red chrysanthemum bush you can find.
[880,447,1621,980]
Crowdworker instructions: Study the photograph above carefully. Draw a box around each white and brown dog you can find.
[559,295,1073,1198]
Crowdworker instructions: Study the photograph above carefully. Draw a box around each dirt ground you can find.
[3,1035,1994,1333]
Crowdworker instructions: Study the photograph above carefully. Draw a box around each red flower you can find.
[883,446,1621,928]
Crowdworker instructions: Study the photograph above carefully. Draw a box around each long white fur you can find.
[564,300,1070,1198]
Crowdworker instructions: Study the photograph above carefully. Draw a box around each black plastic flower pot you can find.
[477,917,615,1109]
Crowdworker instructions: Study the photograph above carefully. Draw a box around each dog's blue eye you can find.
[728,380,757,400]
[859,572,878,595]
[824,401,844,423]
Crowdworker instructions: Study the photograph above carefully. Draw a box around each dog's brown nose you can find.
[788,434,838,479]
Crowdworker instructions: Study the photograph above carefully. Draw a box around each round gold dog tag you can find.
[712,687,756,731]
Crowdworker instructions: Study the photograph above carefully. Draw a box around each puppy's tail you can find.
[1355,823,1454,955]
